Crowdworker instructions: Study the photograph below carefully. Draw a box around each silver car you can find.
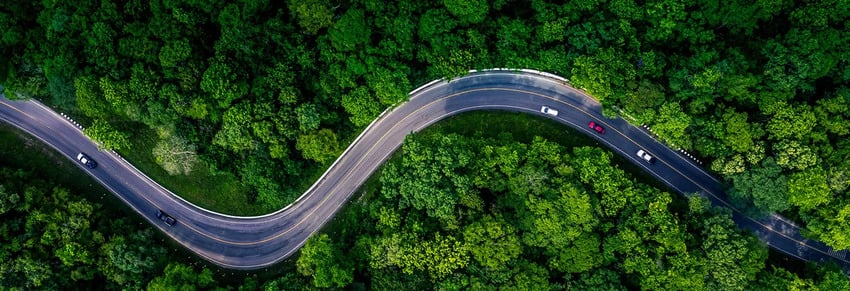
[636,149,655,164]
[76,153,97,169]
[541,106,558,116]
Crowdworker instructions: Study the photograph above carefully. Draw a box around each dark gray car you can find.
[156,210,177,226]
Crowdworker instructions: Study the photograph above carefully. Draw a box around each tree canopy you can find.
[1,0,850,288]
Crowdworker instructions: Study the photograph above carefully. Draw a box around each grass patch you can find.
[116,125,260,216]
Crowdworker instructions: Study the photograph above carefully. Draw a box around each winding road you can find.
[1,70,848,270]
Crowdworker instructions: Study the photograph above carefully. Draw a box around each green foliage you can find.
[429,49,475,80]
[788,167,831,211]
[83,119,131,151]
[237,149,289,208]
[295,103,321,132]
[200,56,247,109]
[295,128,341,164]
[328,8,371,52]
[74,76,112,118]
[817,268,850,291]
[98,77,131,117]
[462,215,521,270]
[261,272,310,290]
[380,134,475,226]
[159,38,191,68]
[623,80,665,123]
[814,89,850,136]
[774,140,817,171]
[297,234,354,288]
[701,214,767,289]
[4,0,850,287]
[710,154,747,176]
[569,267,626,290]
[358,131,832,289]
[213,103,255,152]
[0,185,19,214]
[442,0,489,24]
[367,66,410,106]
[0,165,172,289]
[341,87,383,127]
[570,48,636,102]
[152,134,198,176]
[764,101,817,141]
[288,0,334,35]
[571,146,635,217]
[370,232,471,280]
[147,263,215,291]
[730,158,789,213]
[720,110,759,153]
[652,102,693,149]
[99,229,167,289]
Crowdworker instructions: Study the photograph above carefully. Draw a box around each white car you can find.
[636,149,656,164]
[541,106,558,116]
[76,153,97,169]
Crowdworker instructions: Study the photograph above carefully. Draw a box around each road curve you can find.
[1,70,848,270]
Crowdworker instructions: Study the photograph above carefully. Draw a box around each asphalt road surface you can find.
[1,70,848,270]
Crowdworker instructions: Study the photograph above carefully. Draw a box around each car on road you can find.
[156,210,177,226]
[540,106,558,116]
[76,153,97,169]
[636,149,656,164]
[588,121,605,134]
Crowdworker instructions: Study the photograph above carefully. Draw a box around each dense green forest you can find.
[1,121,847,289]
[0,158,216,289]
[2,0,850,288]
[295,127,849,289]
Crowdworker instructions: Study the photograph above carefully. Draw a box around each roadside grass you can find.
[116,125,261,216]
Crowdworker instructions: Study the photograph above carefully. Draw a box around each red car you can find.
[588,121,605,134]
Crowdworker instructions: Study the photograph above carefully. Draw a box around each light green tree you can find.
[652,102,693,149]
[788,167,831,211]
[158,38,191,68]
[147,263,215,291]
[295,128,341,164]
[288,0,334,35]
[296,233,354,288]
[463,215,522,270]
[774,140,817,170]
[213,103,255,152]
[764,101,816,140]
[442,0,489,24]
[83,119,131,151]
